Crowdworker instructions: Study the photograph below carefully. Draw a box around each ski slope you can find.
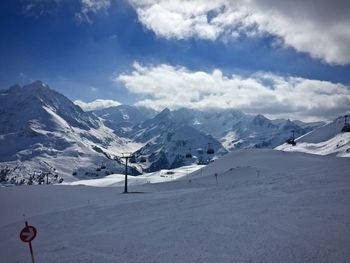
[1,149,350,262]
[65,164,204,187]
[276,116,350,157]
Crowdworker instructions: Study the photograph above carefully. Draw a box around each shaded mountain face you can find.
[93,105,156,136]
[127,108,226,172]
[135,121,227,172]
[0,81,135,185]
[130,108,175,143]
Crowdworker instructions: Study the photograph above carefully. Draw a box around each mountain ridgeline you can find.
[0,81,326,184]
[0,81,135,185]
[98,106,318,152]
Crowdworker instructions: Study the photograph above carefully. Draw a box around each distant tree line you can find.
[0,165,64,185]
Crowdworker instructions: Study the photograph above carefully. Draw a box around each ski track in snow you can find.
[1,149,350,262]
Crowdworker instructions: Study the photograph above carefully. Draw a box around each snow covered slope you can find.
[92,105,156,136]
[221,115,313,150]
[66,164,203,187]
[276,115,350,157]
[130,108,227,172]
[127,108,316,172]
[145,108,317,151]
[0,81,141,184]
[130,107,318,152]
[93,106,318,154]
[1,149,350,262]
[171,108,247,138]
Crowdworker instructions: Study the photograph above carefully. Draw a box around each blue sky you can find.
[1,0,350,121]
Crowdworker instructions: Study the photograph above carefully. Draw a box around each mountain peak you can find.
[5,81,54,98]
[153,108,173,121]
[31,80,47,87]
[159,107,171,115]
[24,80,52,92]
[1,81,100,132]
[252,114,271,126]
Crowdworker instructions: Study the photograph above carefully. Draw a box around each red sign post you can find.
[20,221,37,263]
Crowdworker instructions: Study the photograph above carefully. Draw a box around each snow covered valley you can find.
[1,149,350,262]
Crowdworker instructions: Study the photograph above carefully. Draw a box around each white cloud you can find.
[75,0,111,24]
[21,0,110,23]
[74,99,121,111]
[129,0,350,65]
[21,0,61,17]
[117,62,350,121]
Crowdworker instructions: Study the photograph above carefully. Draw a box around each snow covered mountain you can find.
[0,81,140,185]
[170,108,247,139]
[90,106,320,172]
[124,107,317,152]
[92,105,156,136]
[0,81,325,185]
[276,115,350,157]
[130,108,227,172]
[221,114,313,150]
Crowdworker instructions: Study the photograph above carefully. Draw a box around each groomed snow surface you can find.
[1,149,350,262]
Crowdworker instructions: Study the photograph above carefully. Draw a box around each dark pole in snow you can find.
[124,157,128,193]
[26,221,36,263]
[120,154,132,193]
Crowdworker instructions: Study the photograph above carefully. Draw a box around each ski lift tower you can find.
[118,153,133,193]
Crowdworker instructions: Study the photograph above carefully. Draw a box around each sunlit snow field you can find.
[1,149,350,262]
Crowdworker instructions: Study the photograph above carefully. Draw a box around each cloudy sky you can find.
[1,0,350,121]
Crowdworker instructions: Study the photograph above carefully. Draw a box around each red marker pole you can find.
[26,222,35,263]
[20,221,37,263]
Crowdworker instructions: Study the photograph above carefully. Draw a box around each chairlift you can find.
[207,143,214,154]
[286,130,296,146]
[185,148,192,158]
[341,115,350,133]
